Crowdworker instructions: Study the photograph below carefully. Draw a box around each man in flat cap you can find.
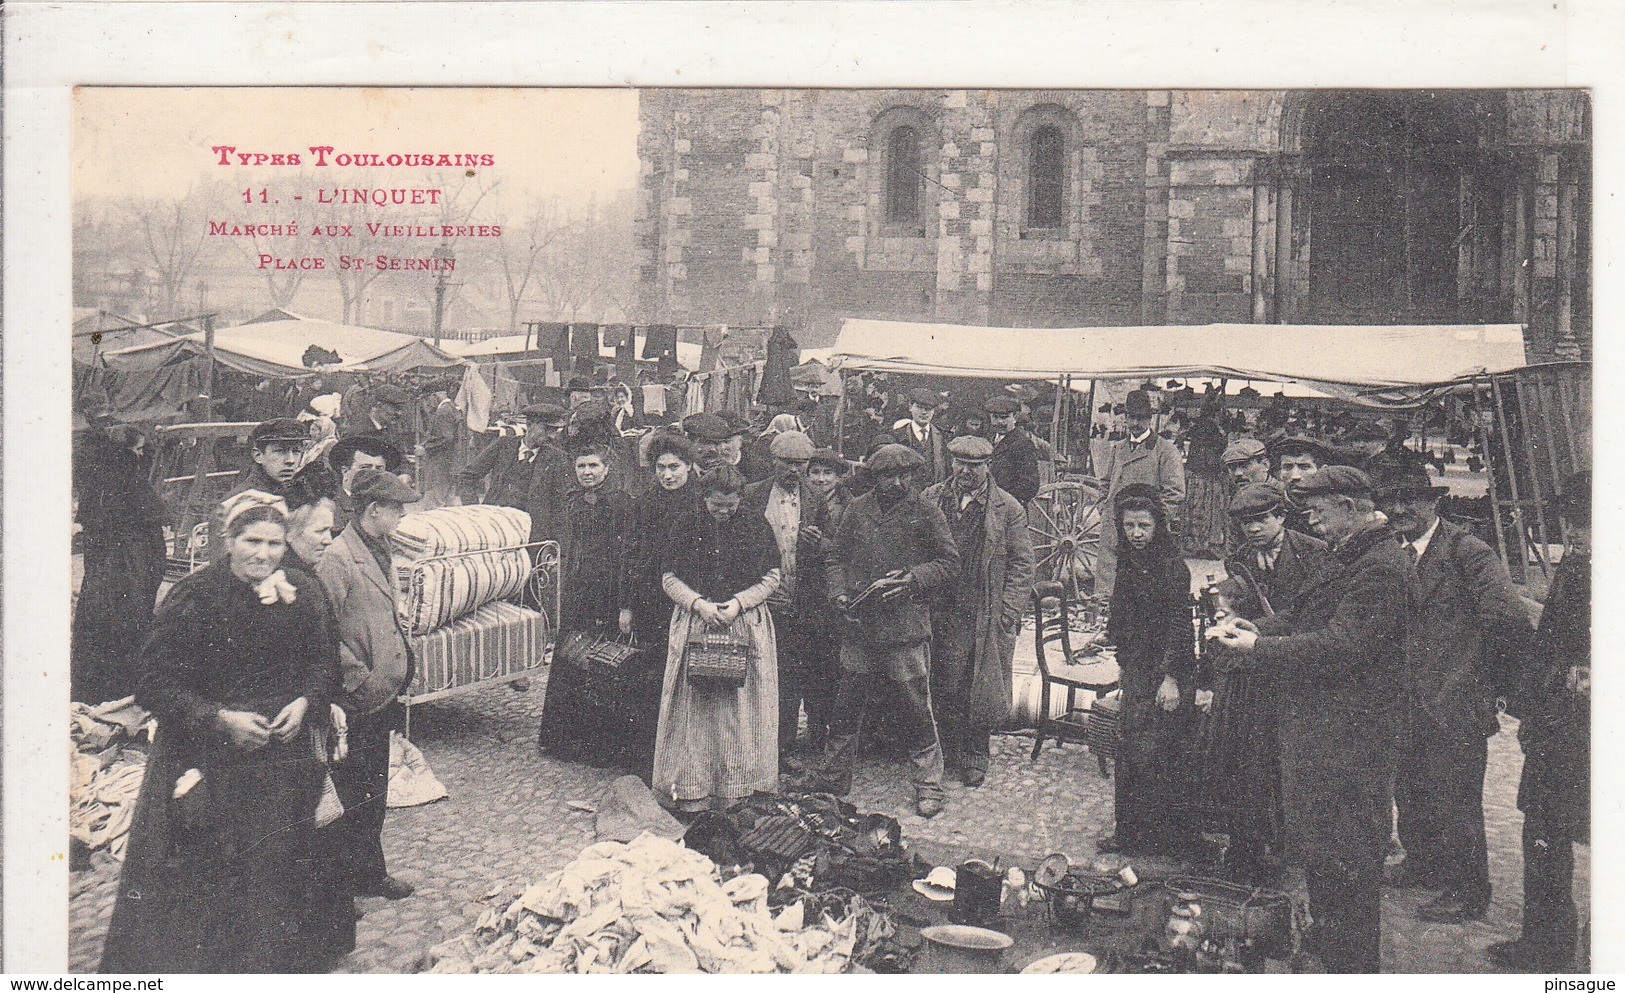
[1222,437,1272,490]
[317,467,423,902]
[984,395,1040,507]
[741,431,833,758]
[1490,470,1590,972]
[892,387,949,487]
[681,412,733,472]
[803,443,960,818]
[457,403,572,544]
[1212,466,1416,972]
[1207,482,1330,883]
[1373,462,1530,924]
[922,435,1035,786]
[1096,389,1185,598]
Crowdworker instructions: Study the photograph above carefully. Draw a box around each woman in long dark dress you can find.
[73,423,168,704]
[101,493,339,974]
[616,433,703,776]
[537,443,634,762]
[1098,483,1199,856]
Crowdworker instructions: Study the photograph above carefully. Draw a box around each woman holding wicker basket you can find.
[651,466,783,813]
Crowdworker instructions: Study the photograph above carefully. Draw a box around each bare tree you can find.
[492,197,574,336]
[127,187,212,320]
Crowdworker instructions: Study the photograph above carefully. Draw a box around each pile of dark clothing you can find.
[682,791,922,972]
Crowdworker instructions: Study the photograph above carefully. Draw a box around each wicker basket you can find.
[684,627,751,688]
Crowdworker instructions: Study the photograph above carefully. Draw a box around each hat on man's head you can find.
[808,447,846,471]
[1551,469,1591,524]
[983,395,1021,416]
[866,443,926,474]
[682,412,732,442]
[1222,438,1268,466]
[947,435,994,463]
[1271,433,1331,461]
[1229,482,1288,520]
[348,467,420,507]
[328,433,404,473]
[769,431,816,460]
[250,417,309,448]
[906,387,942,409]
[523,402,569,426]
[1124,390,1154,418]
[1294,465,1373,500]
[1369,460,1449,499]
[717,410,749,437]
[567,376,594,392]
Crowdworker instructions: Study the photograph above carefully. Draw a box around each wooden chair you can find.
[1029,580,1120,771]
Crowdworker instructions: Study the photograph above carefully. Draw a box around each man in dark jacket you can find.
[892,387,950,486]
[922,435,1034,786]
[316,468,422,901]
[983,395,1040,506]
[740,431,831,758]
[457,403,571,543]
[1374,463,1531,924]
[1489,471,1591,972]
[1214,466,1417,973]
[803,443,960,818]
[209,418,308,561]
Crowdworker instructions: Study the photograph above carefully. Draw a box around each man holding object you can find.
[1210,466,1416,973]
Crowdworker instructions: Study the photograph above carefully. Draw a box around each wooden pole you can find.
[201,312,216,423]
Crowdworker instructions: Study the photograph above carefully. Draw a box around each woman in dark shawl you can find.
[651,467,783,813]
[101,492,340,973]
[1098,483,1200,856]
[615,433,703,776]
[73,423,169,704]
[537,442,634,763]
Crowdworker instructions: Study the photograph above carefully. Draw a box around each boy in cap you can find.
[1488,470,1590,971]
[1373,462,1529,924]
[317,467,423,901]
[1095,389,1185,599]
[1207,482,1329,883]
[209,418,309,560]
[984,395,1040,506]
[892,387,949,486]
[1211,466,1415,972]
[802,443,960,817]
[922,435,1035,786]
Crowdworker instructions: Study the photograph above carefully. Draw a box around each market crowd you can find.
[73,373,1588,975]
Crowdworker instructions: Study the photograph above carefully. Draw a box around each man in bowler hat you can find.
[1095,389,1185,598]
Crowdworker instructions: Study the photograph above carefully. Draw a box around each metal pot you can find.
[917,924,1014,974]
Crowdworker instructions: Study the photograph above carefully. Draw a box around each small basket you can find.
[1160,875,1294,959]
[684,627,751,688]
[1035,870,1119,930]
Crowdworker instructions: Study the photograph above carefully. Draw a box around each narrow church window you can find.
[1028,125,1065,227]
[886,125,922,223]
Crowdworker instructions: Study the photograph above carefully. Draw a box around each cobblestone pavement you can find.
[69,677,1587,974]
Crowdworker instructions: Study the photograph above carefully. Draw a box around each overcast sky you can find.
[74,87,641,206]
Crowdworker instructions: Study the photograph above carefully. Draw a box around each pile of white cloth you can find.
[69,697,153,861]
[425,832,862,974]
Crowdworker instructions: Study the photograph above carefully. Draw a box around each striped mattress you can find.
[406,599,550,700]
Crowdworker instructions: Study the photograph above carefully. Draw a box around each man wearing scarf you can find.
[923,435,1035,786]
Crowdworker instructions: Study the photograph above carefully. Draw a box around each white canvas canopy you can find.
[828,319,1527,401]
[100,309,468,378]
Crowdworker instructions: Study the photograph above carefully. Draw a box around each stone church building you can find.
[634,88,1589,362]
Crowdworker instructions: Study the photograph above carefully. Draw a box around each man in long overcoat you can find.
[1214,466,1416,973]
[1489,471,1591,972]
[1374,463,1531,923]
[923,435,1035,786]
[803,443,960,818]
[1095,389,1185,598]
[456,403,571,543]
[316,468,421,901]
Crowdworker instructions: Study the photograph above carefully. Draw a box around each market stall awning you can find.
[100,311,468,377]
[828,319,1527,400]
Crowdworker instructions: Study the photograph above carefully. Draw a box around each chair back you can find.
[1031,579,1074,678]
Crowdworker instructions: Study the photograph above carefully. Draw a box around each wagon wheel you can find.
[1029,480,1104,601]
